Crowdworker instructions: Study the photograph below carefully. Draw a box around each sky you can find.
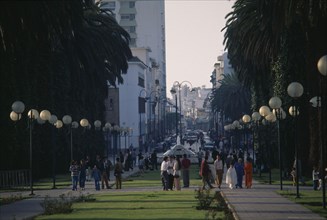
[165,0,235,90]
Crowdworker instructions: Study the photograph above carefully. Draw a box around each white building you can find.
[103,0,166,151]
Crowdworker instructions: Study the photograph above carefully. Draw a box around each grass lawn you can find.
[278,190,327,219]
[35,166,228,220]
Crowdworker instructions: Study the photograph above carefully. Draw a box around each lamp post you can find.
[170,88,179,137]
[63,115,79,162]
[287,82,304,198]
[251,111,261,175]
[317,55,327,208]
[11,101,41,195]
[103,123,112,160]
[242,114,251,156]
[139,89,147,151]
[48,114,61,189]
[259,105,272,184]
[80,118,89,158]
[269,96,285,190]
[112,125,120,160]
[171,81,194,141]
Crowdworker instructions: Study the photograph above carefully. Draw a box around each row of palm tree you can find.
[211,0,327,172]
[0,1,132,174]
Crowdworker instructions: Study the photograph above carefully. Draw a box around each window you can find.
[138,77,145,87]
[109,98,114,110]
[107,1,116,10]
[129,26,136,33]
[130,38,136,46]
[121,14,130,20]
[129,1,135,8]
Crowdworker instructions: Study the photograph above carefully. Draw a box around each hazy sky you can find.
[165,0,234,90]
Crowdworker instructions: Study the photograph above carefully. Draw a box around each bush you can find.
[40,192,96,215]
[195,189,235,220]
[40,194,73,215]
[0,194,24,205]
[194,188,214,210]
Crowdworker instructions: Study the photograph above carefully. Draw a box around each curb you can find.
[220,190,240,220]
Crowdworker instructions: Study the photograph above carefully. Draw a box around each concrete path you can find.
[221,182,325,220]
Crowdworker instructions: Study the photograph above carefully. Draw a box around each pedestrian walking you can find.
[234,158,244,188]
[214,154,223,189]
[79,159,87,190]
[114,157,123,189]
[69,160,80,191]
[226,163,237,189]
[200,155,214,190]
[160,156,169,191]
[312,166,320,190]
[173,156,181,190]
[181,154,191,188]
[167,155,175,190]
[244,157,253,189]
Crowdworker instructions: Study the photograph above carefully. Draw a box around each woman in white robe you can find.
[226,163,237,189]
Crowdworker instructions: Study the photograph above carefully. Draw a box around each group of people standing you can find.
[160,154,191,191]
[199,150,253,190]
[69,155,124,191]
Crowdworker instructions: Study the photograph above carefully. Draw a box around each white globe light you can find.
[49,115,58,124]
[10,111,21,121]
[309,96,321,108]
[259,106,270,117]
[62,115,72,125]
[251,112,261,121]
[242,114,251,123]
[55,120,63,128]
[287,82,304,98]
[317,55,327,76]
[28,109,39,119]
[289,106,299,117]
[94,120,102,128]
[12,101,25,113]
[40,110,51,121]
[72,121,79,129]
[269,97,282,109]
[80,119,89,127]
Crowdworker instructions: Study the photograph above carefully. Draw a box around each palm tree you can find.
[0,1,132,172]
[211,73,251,121]
[222,0,327,171]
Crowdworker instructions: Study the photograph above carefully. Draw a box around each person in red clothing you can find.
[181,154,191,188]
[244,157,253,188]
[200,155,214,190]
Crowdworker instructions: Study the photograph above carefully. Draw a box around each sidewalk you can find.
[221,180,325,220]
[0,168,139,220]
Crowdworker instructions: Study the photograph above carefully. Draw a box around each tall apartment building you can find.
[102,0,166,150]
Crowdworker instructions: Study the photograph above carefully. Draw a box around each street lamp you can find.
[48,114,61,189]
[269,96,286,190]
[139,89,147,151]
[259,105,272,184]
[171,81,194,141]
[252,111,261,175]
[63,115,79,162]
[287,82,304,198]
[112,125,120,159]
[242,114,251,156]
[316,54,327,208]
[170,87,179,138]
[11,101,41,195]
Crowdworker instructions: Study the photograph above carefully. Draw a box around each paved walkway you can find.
[221,181,325,220]
[1,167,325,220]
